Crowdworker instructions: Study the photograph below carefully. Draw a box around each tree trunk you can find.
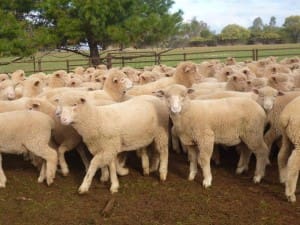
[87,36,100,66]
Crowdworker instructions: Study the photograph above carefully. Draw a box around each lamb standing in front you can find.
[56,93,169,194]
[155,84,269,187]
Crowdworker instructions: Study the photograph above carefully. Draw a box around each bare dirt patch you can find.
[0,149,299,225]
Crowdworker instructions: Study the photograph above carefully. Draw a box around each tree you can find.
[219,24,250,44]
[38,0,182,65]
[0,9,33,56]
[283,16,300,43]
[269,16,276,28]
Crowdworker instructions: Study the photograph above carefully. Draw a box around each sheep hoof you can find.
[236,166,247,175]
[117,168,129,176]
[100,176,109,183]
[188,172,196,181]
[143,169,150,176]
[202,178,212,188]
[287,194,296,203]
[78,186,89,194]
[0,182,6,188]
[253,175,262,184]
[46,178,54,186]
[37,176,45,183]
[110,187,119,194]
[160,173,167,181]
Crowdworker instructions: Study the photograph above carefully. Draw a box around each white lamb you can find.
[0,110,57,187]
[56,93,169,194]
[278,96,300,202]
[155,84,269,188]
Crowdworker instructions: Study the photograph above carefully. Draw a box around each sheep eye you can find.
[73,103,77,107]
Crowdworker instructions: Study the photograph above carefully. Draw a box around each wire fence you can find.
[1,46,300,74]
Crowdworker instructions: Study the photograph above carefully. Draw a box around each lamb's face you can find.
[57,97,86,125]
[0,80,16,100]
[155,85,191,114]
[106,70,133,92]
[253,87,283,111]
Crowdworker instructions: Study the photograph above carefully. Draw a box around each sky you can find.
[171,0,300,33]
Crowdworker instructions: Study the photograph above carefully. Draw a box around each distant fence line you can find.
[1,47,300,74]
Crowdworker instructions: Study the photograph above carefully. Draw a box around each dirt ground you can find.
[0,148,299,225]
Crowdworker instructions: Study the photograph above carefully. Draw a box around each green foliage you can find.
[283,16,300,43]
[0,9,34,56]
[219,24,250,44]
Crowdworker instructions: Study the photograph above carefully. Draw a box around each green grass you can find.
[1,43,300,74]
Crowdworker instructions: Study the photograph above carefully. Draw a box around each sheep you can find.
[80,82,103,90]
[10,69,25,84]
[45,71,66,88]
[155,84,269,188]
[25,97,89,176]
[73,66,85,75]
[122,66,140,84]
[127,61,202,96]
[0,79,16,100]
[139,71,161,85]
[267,73,294,92]
[277,96,300,202]
[0,97,31,113]
[0,74,9,82]
[214,66,235,82]
[0,110,57,187]
[22,77,44,97]
[56,93,169,194]
[256,89,300,151]
[66,77,83,88]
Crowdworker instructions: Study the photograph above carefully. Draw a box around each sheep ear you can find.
[278,91,285,96]
[271,76,277,83]
[252,89,259,94]
[32,103,40,108]
[187,88,195,94]
[55,73,60,78]
[232,75,237,81]
[34,80,40,86]
[141,76,146,81]
[80,98,86,104]
[54,98,59,103]
[71,81,75,85]
[247,80,252,85]
[113,77,118,83]
[153,90,165,98]
[184,66,191,73]
[225,71,230,76]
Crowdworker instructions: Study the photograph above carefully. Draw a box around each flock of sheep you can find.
[0,55,300,203]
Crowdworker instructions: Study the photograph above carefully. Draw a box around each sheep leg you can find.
[186,145,198,181]
[109,158,119,193]
[171,126,181,154]
[100,167,109,183]
[58,145,71,176]
[0,154,7,188]
[149,151,160,173]
[252,142,269,184]
[76,143,90,172]
[264,126,279,151]
[285,150,300,203]
[278,133,293,183]
[79,151,116,194]
[116,152,129,176]
[212,146,221,165]
[236,143,252,174]
[137,148,150,176]
[197,134,214,188]
[158,146,168,182]
[38,161,46,183]
[30,146,58,186]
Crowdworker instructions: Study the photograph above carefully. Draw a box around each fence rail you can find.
[1,46,300,74]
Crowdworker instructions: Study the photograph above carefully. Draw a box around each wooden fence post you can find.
[106,54,112,69]
[33,56,36,72]
[252,49,256,61]
[38,59,42,72]
[66,60,70,73]
[183,53,187,61]
[256,49,259,61]
[121,56,125,67]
